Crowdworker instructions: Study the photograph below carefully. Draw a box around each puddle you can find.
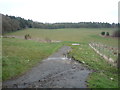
[46,57,68,60]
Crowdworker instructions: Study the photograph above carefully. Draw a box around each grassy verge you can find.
[2,38,62,81]
[68,43,118,88]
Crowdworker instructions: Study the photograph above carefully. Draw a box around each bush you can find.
[25,34,31,40]
[101,32,105,35]
[106,32,109,36]
[112,30,120,37]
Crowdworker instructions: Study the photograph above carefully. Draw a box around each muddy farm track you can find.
[3,46,91,88]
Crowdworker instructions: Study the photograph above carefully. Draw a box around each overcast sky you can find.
[0,0,119,23]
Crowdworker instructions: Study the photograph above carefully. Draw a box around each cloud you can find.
[0,0,119,23]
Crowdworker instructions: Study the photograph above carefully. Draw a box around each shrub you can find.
[112,30,120,37]
[25,34,31,40]
[106,32,109,36]
[101,32,105,35]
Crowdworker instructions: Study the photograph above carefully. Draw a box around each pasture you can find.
[5,28,118,47]
[68,43,118,88]
[3,28,118,88]
[2,38,62,80]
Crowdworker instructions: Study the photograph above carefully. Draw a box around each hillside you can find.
[2,14,118,34]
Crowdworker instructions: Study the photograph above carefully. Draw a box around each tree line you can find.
[2,14,118,33]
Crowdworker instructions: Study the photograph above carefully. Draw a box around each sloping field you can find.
[5,28,118,47]
[2,38,62,80]
[3,28,118,88]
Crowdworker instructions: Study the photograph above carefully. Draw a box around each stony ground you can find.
[3,46,91,88]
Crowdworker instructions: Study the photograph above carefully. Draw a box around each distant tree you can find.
[2,14,118,34]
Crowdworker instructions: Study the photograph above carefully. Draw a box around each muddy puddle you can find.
[3,46,91,88]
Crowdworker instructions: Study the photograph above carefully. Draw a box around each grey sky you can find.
[0,0,119,23]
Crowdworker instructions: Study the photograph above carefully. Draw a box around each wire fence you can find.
[89,42,118,66]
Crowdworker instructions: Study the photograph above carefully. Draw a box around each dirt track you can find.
[3,46,91,88]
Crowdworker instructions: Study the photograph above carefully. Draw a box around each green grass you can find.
[92,43,118,61]
[68,43,118,88]
[5,28,118,47]
[2,38,62,81]
[3,28,118,88]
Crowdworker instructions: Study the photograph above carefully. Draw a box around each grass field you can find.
[68,43,118,88]
[5,28,118,47]
[2,38,62,80]
[3,28,118,88]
